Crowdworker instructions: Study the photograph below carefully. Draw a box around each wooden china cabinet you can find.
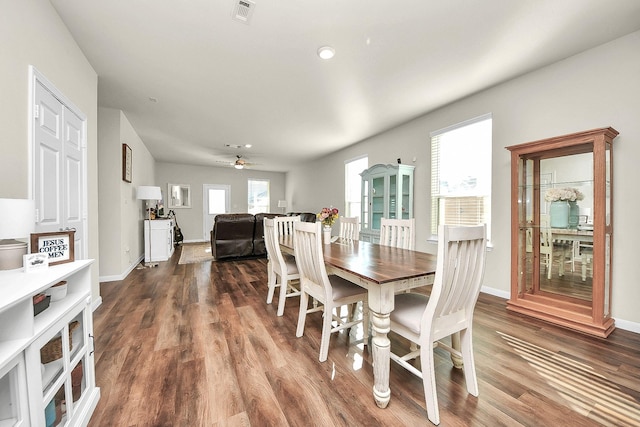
[506,127,617,337]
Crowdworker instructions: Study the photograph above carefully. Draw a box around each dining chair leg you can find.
[276,275,288,317]
[319,306,334,362]
[266,265,277,304]
[362,299,369,344]
[420,341,440,425]
[296,291,309,338]
[460,328,478,396]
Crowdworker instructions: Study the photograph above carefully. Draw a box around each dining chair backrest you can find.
[427,224,487,340]
[292,221,330,301]
[263,217,284,272]
[276,215,300,237]
[264,215,300,270]
[339,216,359,240]
[379,218,415,250]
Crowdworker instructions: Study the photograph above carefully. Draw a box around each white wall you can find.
[156,162,286,242]
[287,31,640,328]
[98,108,156,279]
[0,0,100,301]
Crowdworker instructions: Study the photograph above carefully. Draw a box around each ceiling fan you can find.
[215,155,256,169]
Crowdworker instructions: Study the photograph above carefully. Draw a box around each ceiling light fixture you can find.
[234,163,244,170]
[317,46,335,60]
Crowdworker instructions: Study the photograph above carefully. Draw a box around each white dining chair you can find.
[540,228,572,280]
[264,216,301,316]
[338,216,359,240]
[293,221,369,362]
[389,224,487,425]
[379,218,415,250]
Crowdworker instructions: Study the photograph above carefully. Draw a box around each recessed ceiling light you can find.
[317,46,335,60]
[244,144,252,148]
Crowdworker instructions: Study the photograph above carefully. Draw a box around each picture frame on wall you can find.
[122,143,132,182]
[30,230,75,266]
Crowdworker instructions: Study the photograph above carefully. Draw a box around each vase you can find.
[549,200,569,228]
[323,226,332,244]
[568,201,579,229]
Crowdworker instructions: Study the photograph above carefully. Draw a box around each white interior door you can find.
[203,184,230,240]
[32,68,87,259]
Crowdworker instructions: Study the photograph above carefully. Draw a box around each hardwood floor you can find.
[88,247,640,426]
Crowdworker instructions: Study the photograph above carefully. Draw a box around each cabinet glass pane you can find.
[69,314,84,362]
[71,358,85,404]
[362,181,369,230]
[606,144,611,227]
[401,174,410,219]
[0,362,20,424]
[388,175,396,218]
[372,176,385,229]
[47,383,67,427]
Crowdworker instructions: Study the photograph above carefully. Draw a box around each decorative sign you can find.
[23,252,49,272]
[30,230,75,266]
[122,143,132,183]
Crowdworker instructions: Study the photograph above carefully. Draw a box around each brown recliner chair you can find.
[210,214,256,260]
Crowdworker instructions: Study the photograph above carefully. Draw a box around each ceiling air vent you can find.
[232,0,255,24]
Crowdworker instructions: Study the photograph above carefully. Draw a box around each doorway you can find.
[203,184,230,240]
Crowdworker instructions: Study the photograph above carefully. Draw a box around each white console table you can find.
[0,260,100,426]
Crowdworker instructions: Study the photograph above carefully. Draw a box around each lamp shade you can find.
[136,186,162,200]
[0,198,35,240]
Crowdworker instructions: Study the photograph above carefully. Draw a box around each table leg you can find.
[370,311,391,408]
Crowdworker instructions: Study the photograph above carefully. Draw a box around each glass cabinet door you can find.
[32,302,92,427]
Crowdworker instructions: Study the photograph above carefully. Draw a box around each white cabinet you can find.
[0,260,99,427]
[360,164,415,243]
[144,219,174,262]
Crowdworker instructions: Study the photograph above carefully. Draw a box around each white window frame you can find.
[430,113,492,242]
[345,155,368,218]
[248,179,270,214]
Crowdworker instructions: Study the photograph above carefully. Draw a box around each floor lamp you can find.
[137,186,162,267]
[0,198,35,270]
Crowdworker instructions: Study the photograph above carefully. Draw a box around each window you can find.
[248,179,270,214]
[430,114,492,239]
[345,156,368,218]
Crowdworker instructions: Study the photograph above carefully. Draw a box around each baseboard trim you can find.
[99,255,144,282]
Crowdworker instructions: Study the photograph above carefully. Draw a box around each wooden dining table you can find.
[279,235,438,409]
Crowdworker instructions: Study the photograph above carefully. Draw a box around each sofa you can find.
[210,212,316,260]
